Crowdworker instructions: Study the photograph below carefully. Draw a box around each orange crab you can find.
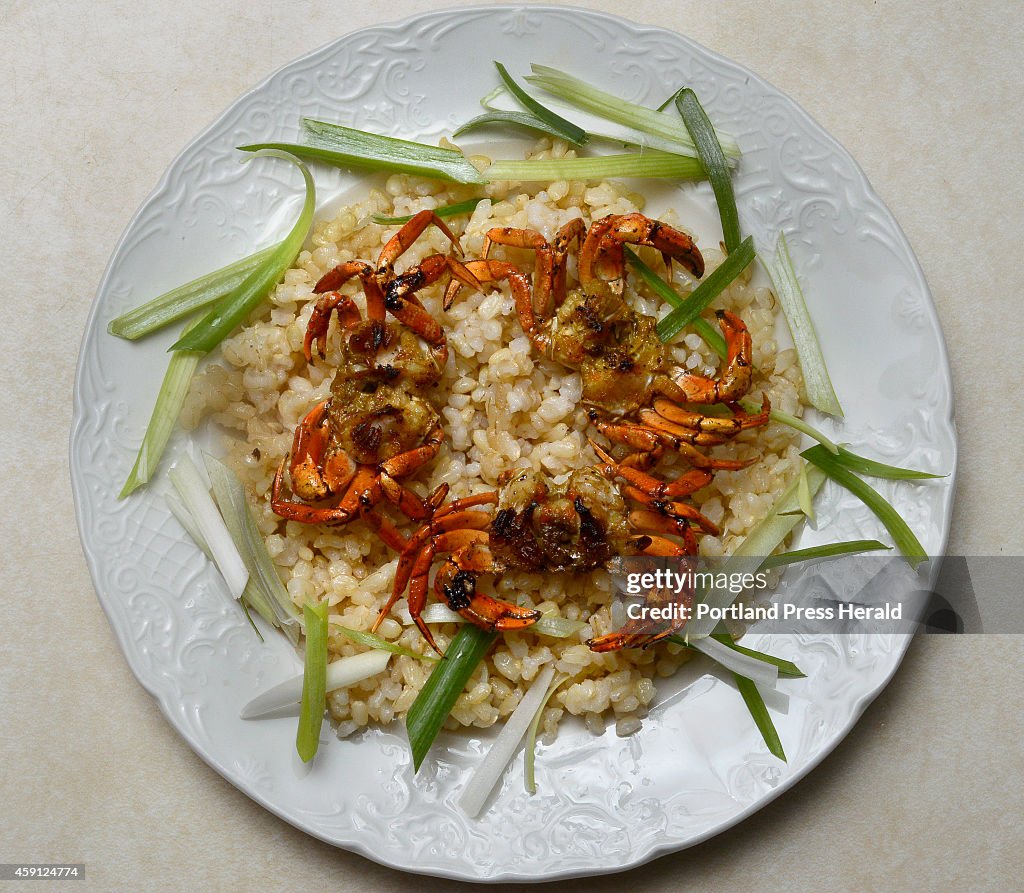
[270,210,481,548]
[443,213,770,471]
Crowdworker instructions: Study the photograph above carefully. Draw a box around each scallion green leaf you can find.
[296,600,329,762]
[371,197,486,226]
[801,445,927,567]
[656,236,756,342]
[454,109,577,142]
[711,635,805,678]
[760,539,891,570]
[734,671,786,761]
[107,243,281,341]
[493,62,588,146]
[331,624,439,662]
[406,625,496,772]
[485,152,706,183]
[764,233,843,417]
[624,246,728,357]
[798,461,815,520]
[119,317,201,498]
[832,448,946,480]
[171,150,316,354]
[243,119,487,184]
[676,89,741,253]
[526,65,740,159]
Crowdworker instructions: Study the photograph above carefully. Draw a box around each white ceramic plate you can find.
[71,6,957,882]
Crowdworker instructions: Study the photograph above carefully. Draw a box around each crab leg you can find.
[625,492,720,536]
[434,546,540,633]
[594,419,755,470]
[663,311,754,404]
[580,213,704,296]
[313,260,386,322]
[303,291,363,361]
[376,209,465,276]
[591,441,713,498]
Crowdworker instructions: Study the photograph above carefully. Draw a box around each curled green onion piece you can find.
[485,153,706,183]
[764,233,843,417]
[493,62,588,146]
[676,89,741,253]
[331,625,439,662]
[108,243,281,341]
[802,445,927,567]
[372,197,486,226]
[172,151,316,354]
[406,625,496,772]
[711,636,805,679]
[656,236,755,343]
[833,447,946,480]
[119,317,202,498]
[760,539,891,570]
[296,601,330,763]
[454,109,576,142]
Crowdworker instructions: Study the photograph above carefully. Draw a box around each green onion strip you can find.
[172,150,316,353]
[296,601,330,763]
[802,446,928,567]
[406,625,497,771]
[675,89,741,253]
[493,62,588,146]
[656,236,755,342]
[108,243,281,341]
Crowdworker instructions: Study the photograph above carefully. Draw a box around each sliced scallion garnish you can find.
[687,463,827,639]
[734,671,786,761]
[760,539,891,570]
[242,119,487,185]
[801,446,927,567]
[675,89,741,253]
[203,455,302,642]
[485,152,705,183]
[330,623,439,662]
[832,448,946,480]
[688,635,779,687]
[240,651,391,720]
[710,636,804,678]
[455,109,575,142]
[406,625,496,772]
[119,317,201,498]
[493,62,587,146]
[797,461,815,520]
[171,151,315,353]
[371,197,486,226]
[624,246,728,357]
[108,243,281,341]
[458,664,555,817]
[524,673,568,794]
[168,453,249,601]
[764,233,843,417]
[656,236,755,342]
[296,600,329,762]
[526,65,740,159]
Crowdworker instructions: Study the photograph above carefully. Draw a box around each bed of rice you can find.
[181,137,807,742]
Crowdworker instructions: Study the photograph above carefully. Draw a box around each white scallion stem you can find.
[690,636,779,688]
[169,454,249,600]
[240,651,391,719]
[459,665,556,818]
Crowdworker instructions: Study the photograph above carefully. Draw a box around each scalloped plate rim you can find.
[70,4,957,882]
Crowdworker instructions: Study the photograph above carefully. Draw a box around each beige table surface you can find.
[2,1,1021,890]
